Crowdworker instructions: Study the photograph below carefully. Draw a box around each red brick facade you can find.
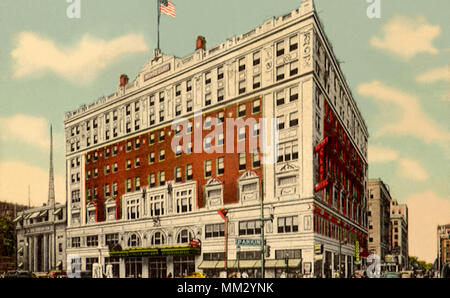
[85,97,263,222]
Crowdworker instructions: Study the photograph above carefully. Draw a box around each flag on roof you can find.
[160,0,175,18]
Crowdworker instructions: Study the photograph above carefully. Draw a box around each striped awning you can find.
[53,208,62,215]
[39,210,48,217]
[29,211,40,219]
[17,247,23,254]
[12,216,22,223]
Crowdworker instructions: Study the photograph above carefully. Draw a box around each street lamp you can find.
[217,208,228,278]
[338,237,348,278]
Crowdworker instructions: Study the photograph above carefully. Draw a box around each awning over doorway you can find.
[109,246,201,258]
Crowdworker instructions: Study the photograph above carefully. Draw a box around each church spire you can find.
[48,124,55,206]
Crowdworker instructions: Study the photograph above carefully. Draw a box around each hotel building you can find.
[64,0,369,278]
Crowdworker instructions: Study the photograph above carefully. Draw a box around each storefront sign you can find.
[109,246,200,258]
[236,239,261,247]
[314,244,323,254]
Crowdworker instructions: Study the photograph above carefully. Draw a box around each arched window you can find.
[176,229,193,244]
[128,233,141,247]
[151,231,166,246]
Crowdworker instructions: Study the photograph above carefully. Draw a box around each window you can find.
[126,159,132,170]
[159,149,165,161]
[276,65,285,81]
[276,91,285,106]
[175,84,181,97]
[277,116,285,130]
[239,220,261,235]
[290,111,299,127]
[186,164,193,181]
[238,105,246,118]
[289,35,298,51]
[149,152,155,164]
[175,189,193,214]
[239,81,246,94]
[217,88,224,102]
[238,126,246,141]
[239,153,246,171]
[72,237,80,248]
[135,101,140,112]
[113,110,118,121]
[106,233,119,248]
[159,91,165,103]
[175,103,182,116]
[186,98,193,112]
[126,178,132,193]
[159,130,165,142]
[217,66,224,80]
[126,141,132,152]
[135,138,141,149]
[238,57,246,72]
[125,258,142,278]
[217,112,225,124]
[205,72,211,85]
[127,199,140,220]
[204,136,212,150]
[128,233,141,247]
[104,165,111,175]
[71,190,80,203]
[217,157,225,175]
[151,232,166,246]
[253,74,261,89]
[290,60,299,76]
[112,183,118,196]
[252,99,261,114]
[253,51,261,66]
[175,167,182,182]
[205,93,212,106]
[252,150,260,168]
[290,86,299,102]
[149,95,155,106]
[149,194,165,217]
[278,216,299,233]
[173,256,195,278]
[204,117,212,129]
[205,160,212,177]
[93,168,98,178]
[253,122,260,137]
[159,171,165,186]
[159,107,164,122]
[93,119,98,129]
[217,133,224,146]
[126,104,131,116]
[177,229,194,244]
[134,177,140,191]
[205,223,225,238]
[186,79,192,92]
[86,235,99,247]
[276,40,285,56]
[149,133,155,145]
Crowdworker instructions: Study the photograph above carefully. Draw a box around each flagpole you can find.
[157,0,161,52]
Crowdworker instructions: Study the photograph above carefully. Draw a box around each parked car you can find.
[400,271,414,278]
[49,270,68,278]
[2,271,35,278]
[381,272,401,278]
[184,272,205,278]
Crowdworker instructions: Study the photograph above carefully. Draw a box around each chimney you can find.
[196,36,206,51]
[119,74,129,87]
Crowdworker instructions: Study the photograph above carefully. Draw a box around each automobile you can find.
[49,270,68,278]
[441,263,450,278]
[381,272,402,278]
[2,271,35,278]
[35,272,50,278]
[184,272,205,278]
[400,271,414,278]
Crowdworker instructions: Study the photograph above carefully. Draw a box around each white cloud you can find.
[371,15,441,60]
[11,31,149,84]
[0,161,65,206]
[357,81,450,149]
[368,145,399,163]
[396,158,429,181]
[368,145,429,181]
[416,66,450,83]
[406,190,450,263]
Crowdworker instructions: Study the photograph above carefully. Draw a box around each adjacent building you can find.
[14,126,67,273]
[437,224,450,276]
[367,179,392,263]
[64,0,369,278]
[390,199,408,271]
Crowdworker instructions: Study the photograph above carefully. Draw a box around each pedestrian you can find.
[167,272,172,278]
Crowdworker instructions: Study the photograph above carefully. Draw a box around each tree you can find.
[0,218,15,257]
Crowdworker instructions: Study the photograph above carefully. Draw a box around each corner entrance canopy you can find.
[109,245,201,258]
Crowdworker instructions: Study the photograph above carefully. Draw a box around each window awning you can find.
[29,211,41,219]
[17,247,23,254]
[24,213,32,220]
[109,246,201,258]
[53,208,62,215]
[264,259,302,268]
[56,261,62,267]
[39,210,48,217]
[12,216,22,223]
[17,263,23,268]
[198,260,219,269]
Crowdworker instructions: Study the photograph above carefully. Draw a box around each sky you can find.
[0,0,448,263]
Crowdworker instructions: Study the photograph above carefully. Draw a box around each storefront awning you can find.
[12,216,22,223]
[215,260,238,269]
[109,246,201,258]
[29,211,40,219]
[264,259,302,268]
[198,260,219,269]
[53,208,62,215]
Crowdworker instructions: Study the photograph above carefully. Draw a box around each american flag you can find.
[160,0,175,18]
